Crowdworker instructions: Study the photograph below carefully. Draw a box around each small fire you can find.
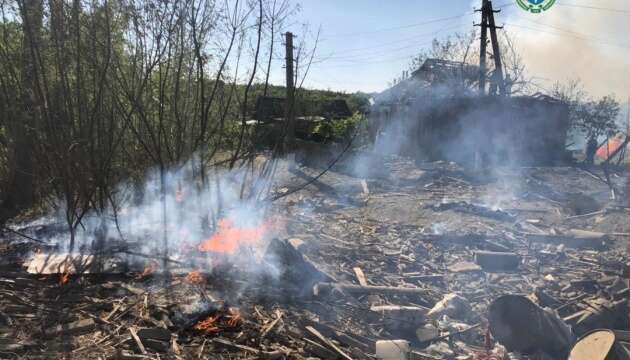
[59,272,71,286]
[198,218,272,254]
[193,314,220,333]
[193,308,241,334]
[225,308,241,327]
[185,270,204,284]
[136,261,157,280]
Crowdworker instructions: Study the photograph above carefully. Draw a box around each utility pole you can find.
[487,1,506,96]
[478,0,488,95]
[284,32,295,153]
[476,0,505,96]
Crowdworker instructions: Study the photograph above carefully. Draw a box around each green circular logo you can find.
[516,0,556,13]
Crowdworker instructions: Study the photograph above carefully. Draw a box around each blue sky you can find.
[265,0,630,101]
[281,0,484,93]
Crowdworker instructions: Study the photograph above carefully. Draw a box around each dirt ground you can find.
[1,154,629,359]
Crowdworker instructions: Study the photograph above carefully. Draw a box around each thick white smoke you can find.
[499,0,630,99]
[36,155,289,274]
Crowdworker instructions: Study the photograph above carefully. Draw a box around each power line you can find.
[320,23,465,56]
[314,24,464,62]
[320,1,515,40]
[504,22,630,50]
[308,2,516,68]
[555,2,630,13]
[517,16,622,44]
[320,14,471,40]
[311,40,438,69]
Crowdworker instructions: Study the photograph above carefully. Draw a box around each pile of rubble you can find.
[1,157,630,359]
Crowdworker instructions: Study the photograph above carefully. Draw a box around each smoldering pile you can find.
[1,155,630,359]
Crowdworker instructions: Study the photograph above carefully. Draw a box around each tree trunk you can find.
[6,0,42,213]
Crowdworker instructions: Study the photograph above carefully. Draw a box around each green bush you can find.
[313,113,366,142]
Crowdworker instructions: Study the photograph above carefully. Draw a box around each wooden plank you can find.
[305,326,353,360]
[129,327,147,355]
[353,267,368,286]
[314,282,432,297]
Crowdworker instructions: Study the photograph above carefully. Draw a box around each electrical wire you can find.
[320,14,471,40]
[555,2,630,13]
[315,23,465,61]
[268,121,363,202]
[504,22,630,50]
[318,1,515,40]
[516,16,630,49]
[308,1,516,68]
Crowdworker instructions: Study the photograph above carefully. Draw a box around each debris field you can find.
[1,156,630,359]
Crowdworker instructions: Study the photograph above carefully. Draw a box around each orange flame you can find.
[136,261,157,280]
[225,308,241,327]
[198,218,271,254]
[193,308,241,333]
[185,270,204,284]
[193,314,220,333]
[59,273,71,286]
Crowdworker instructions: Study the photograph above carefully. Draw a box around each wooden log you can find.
[370,305,428,330]
[263,238,335,296]
[129,328,147,355]
[304,338,336,358]
[353,267,368,286]
[402,274,445,282]
[314,282,432,297]
[305,326,353,360]
[489,295,574,356]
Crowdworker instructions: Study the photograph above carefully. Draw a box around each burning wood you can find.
[4,159,630,359]
[193,307,242,334]
[25,253,94,274]
[193,314,220,333]
[59,272,71,286]
[198,218,273,254]
[135,261,158,280]
[185,270,204,284]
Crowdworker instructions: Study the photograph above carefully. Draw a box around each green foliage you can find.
[249,83,370,116]
[0,0,372,228]
[312,113,366,142]
[574,95,620,139]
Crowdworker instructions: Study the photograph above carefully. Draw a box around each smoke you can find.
[352,79,473,179]
[501,0,630,100]
[361,65,572,211]
[32,155,289,277]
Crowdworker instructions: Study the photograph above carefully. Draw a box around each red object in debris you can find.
[198,218,271,254]
[59,273,71,286]
[136,261,157,280]
[192,307,241,334]
[185,271,204,284]
[596,134,628,159]
[193,314,220,333]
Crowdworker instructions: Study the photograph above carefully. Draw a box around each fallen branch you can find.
[129,327,147,355]
[314,282,433,297]
[305,326,353,360]
[421,323,481,343]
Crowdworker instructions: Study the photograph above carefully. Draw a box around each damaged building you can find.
[370,58,571,166]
